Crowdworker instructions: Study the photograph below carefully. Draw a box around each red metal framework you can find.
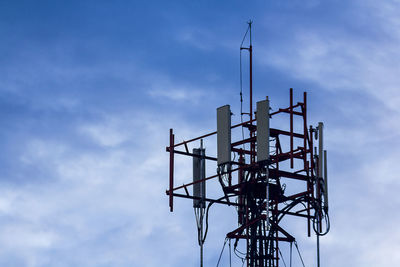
[166,89,329,266]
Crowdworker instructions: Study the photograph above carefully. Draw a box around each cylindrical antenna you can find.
[318,122,324,179]
[169,129,175,212]
[324,150,328,212]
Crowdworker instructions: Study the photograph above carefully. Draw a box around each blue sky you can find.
[1,0,400,266]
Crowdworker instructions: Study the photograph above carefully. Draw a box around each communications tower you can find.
[166,22,330,267]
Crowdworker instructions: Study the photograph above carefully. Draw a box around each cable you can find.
[312,206,330,236]
[276,193,330,237]
[203,194,235,243]
[233,247,246,263]
[216,238,228,267]
[234,247,246,256]
[240,24,250,47]
[279,247,287,267]
[193,209,201,246]
[290,242,293,267]
[229,238,232,267]
[277,195,330,237]
[294,241,306,267]
[277,196,307,223]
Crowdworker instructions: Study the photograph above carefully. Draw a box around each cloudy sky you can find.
[1,0,400,266]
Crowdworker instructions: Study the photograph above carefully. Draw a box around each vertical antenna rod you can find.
[240,20,255,163]
[248,20,255,164]
[249,20,253,123]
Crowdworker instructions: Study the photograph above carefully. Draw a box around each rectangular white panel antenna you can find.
[257,99,270,163]
[217,105,231,165]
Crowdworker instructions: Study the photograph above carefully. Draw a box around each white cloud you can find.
[0,107,215,265]
[175,26,237,52]
[78,117,130,148]
[176,27,216,51]
[147,74,208,103]
[260,1,400,112]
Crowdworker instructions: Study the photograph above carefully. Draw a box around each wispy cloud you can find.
[147,77,207,102]
[260,2,400,111]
